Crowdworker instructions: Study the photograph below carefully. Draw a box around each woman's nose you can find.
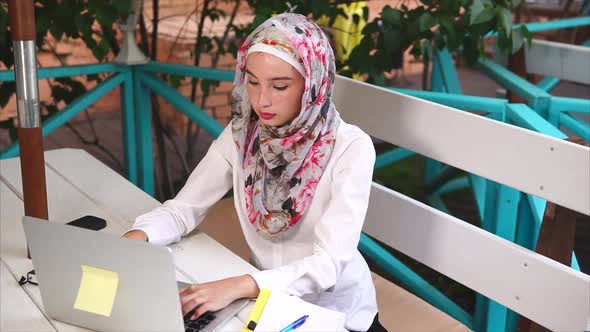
[256,87,272,108]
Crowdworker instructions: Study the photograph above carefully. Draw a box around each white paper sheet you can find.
[254,292,346,332]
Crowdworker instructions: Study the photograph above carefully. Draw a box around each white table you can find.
[0,148,257,332]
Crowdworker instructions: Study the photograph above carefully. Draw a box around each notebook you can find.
[253,292,346,332]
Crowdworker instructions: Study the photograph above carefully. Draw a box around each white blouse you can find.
[131,119,378,331]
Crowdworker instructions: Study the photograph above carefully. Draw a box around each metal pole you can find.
[8,0,49,258]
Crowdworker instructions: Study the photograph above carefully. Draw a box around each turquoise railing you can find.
[0,64,138,185]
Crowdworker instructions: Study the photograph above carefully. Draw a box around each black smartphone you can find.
[66,215,107,231]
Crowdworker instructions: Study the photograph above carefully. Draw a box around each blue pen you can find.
[278,314,309,332]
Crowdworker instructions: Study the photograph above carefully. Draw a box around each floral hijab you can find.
[231,13,340,237]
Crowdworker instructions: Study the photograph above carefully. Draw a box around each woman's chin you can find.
[260,118,286,127]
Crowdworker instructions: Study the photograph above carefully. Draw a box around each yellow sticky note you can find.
[73,265,119,317]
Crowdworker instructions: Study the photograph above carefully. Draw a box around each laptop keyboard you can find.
[184,309,217,332]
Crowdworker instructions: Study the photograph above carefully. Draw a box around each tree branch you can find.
[186,0,211,165]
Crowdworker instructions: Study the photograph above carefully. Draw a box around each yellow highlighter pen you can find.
[242,288,272,332]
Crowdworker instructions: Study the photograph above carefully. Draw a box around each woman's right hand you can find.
[122,229,148,242]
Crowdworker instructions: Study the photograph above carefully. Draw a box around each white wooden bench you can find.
[333,75,590,331]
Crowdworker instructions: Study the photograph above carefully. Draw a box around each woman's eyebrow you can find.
[246,69,293,81]
[245,69,257,78]
[270,76,293,81]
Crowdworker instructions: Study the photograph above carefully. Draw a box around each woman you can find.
[124,13,386,332]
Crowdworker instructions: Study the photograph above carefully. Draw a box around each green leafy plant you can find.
[344,0,532,85]
[246,0,531,85]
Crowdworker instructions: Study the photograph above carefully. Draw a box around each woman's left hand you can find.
[179,275,259,320]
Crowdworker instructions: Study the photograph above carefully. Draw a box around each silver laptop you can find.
[23,217,249,332]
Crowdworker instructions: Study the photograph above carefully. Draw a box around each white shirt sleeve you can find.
[129,125,235,246]
[248,133,376,296]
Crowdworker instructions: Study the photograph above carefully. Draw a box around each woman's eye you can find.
[248,80,259,86]
[274,85,288,91]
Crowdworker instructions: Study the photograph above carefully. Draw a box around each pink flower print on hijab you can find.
[230,13,340,238]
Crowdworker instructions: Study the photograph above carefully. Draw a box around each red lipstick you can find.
[259,112,276,120]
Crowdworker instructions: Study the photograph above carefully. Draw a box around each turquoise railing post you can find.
[487,185,521,332]
[472,260,489,330]
[473,177,501,332]
[133,67,155,196]
[517,193,538,250]
[469,174,487,221]
[434,48,462,93]
[494,186,520,241]
[548,100,561,127]
[430,53,446,93]
[475,105,516,332]
[120,67,138,185]
[513,191,542,332]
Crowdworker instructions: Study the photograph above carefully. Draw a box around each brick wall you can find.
[152,36,237,132]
